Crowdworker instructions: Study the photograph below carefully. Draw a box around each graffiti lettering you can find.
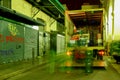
[0,34,4,42]
[0,34,24,43]
[0,49,14,55]
[6,36,24,43]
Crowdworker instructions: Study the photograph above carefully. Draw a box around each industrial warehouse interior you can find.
[0,0,120,80]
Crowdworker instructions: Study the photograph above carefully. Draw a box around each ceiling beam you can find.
[26,0,64,24]
[0,6,45,26]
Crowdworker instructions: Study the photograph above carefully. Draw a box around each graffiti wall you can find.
[0,19,24,63]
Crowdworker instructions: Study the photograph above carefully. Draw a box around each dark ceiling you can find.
[69,10,103,27]
[59,0,101,10]
[59,0,103,28]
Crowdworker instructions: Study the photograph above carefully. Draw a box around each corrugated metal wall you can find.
[39,32,50,56]
[39,32,44,56]
[0,17,39,63]
[44,33,50,55]
[24,27,38,59]
[50,32,65,54]
[0,19,24,63]
[57,34,65,54]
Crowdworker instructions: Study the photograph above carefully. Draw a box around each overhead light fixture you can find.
[32,26,39,30]
[58,14,61,18]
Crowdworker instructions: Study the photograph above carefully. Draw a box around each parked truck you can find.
[65,8,105,63]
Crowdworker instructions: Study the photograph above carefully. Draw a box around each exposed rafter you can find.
[66,9,103,27]
[0,6,45,26]
[26,0,65,24]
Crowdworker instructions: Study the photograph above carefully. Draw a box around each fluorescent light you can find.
[32,26,39,30]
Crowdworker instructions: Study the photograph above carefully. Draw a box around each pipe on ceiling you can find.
[26,0,64,24]
[26,0,60,19]
[49,0,65,15]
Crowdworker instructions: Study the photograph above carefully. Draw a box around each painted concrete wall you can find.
[65,11,74,43]
[114,0,120,40]
[106,0,113,42]
[105,0,120,41]
[11,0,57,32]
[33,8,57,32]
[11,0,32,17]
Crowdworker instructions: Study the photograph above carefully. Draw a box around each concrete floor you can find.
[1,55,120,80]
